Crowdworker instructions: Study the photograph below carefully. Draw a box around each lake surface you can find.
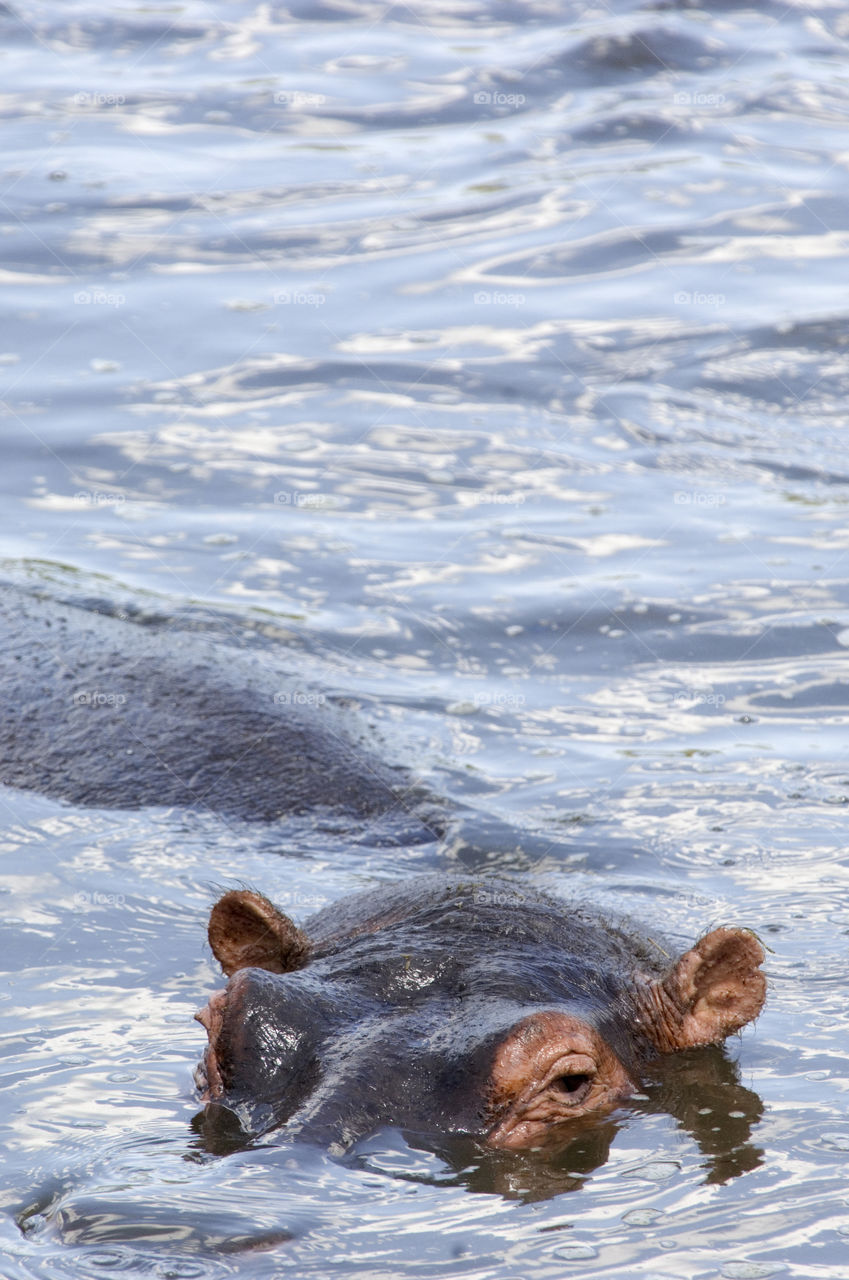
[2,0,849,1276]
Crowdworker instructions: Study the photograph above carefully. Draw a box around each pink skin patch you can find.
[194,987,229,1100]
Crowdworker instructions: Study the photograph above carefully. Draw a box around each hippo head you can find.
[195,878,765,1155]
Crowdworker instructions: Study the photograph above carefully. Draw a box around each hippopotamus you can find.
[195,876,766,1159]
[0,579,435,837]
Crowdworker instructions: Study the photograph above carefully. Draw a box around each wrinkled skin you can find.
[195,876,766,1157]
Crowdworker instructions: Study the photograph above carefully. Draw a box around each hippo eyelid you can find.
[539,1051,597,1097]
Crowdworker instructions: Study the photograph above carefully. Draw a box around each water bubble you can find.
[623,1160,681,1182]
[822,1132,849,1151]
[553,1243,597,1261]
[721,1263,781,1279]
[623,1207,663,1226]
[79,1248,136,1271]
[156,1262,208,1279]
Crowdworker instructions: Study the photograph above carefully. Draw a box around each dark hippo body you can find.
[195,876,766,1155]
[0,580,435,833]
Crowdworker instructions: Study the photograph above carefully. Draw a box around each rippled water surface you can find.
[2,0,849,1276]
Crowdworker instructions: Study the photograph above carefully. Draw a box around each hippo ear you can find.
[208,890,310,977]
[637,928,766,1054]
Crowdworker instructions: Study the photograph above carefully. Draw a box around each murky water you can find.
[2,0,849,1275]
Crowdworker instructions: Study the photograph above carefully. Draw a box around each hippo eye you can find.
[550,1072,592,1103]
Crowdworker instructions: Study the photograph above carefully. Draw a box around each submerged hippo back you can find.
[0,582,429,827]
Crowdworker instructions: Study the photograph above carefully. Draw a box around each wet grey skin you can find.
[0,581,438,836]
[195,876,766,1157]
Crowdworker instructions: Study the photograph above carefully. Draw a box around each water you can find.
[1,0,849,1275]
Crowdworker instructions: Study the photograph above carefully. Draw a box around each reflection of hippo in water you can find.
[0,582,434,836]
[195,876,766,1170]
